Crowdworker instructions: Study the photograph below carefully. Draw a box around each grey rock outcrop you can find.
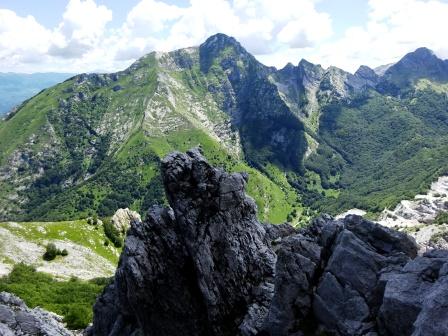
[0,291,73,336]
[260,214,417,336]
[110,208,141,235]
[310,216,416,335]
[89,149,448,336]
[354,65,380,87]
[89,148,276,336]
[378,249,448,336]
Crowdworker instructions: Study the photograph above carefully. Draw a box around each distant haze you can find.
[0,73,73,116]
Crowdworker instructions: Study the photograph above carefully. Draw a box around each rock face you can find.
[89,149,448,336]
[0,291,73,336]
[110,208,141,235]
[378,249,448,336]
[379,176,448,251]
[89,148,276,336]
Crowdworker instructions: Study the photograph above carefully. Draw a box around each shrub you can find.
[43,243,68,260]
[0,264,107,329]
[43,243,58,261]
[102,219,123,248]
[434,211,448,225]
[64,305,91,330]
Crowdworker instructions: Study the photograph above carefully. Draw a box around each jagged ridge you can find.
[2,33,448,223]
[88,149,448,336]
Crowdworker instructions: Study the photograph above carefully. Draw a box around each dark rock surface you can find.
[89,149,448,336]
[89,148,276,336]
[0,291,73,336]
[378,249,448,336]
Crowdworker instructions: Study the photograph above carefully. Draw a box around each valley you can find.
[2,36,448,229]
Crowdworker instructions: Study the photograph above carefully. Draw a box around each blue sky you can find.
[0,0,369,32]
[0,0,447,73]
[0,0,142,28]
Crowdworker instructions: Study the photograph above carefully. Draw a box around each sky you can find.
[0,0,447,74]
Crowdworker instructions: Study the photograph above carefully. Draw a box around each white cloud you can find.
[157,0,332,55]
[282,0,448,72]
[49,0,112,58]
[236,0,332,50]
[125,0,184,37]
[0,9,52,68]
[100,0,334,64]
[1,0,448,73]
[0,0,334,72]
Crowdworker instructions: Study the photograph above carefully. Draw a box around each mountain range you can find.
[1,34,448,224]
[0,72,72,117]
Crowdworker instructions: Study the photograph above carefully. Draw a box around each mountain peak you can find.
[382,47,448,88]
[282,62,295,70]
[297,59,324,77]
[355,65,379,81]
[394,47,440,68]
[409,47,435,58]
[298,58,317,69]
[201,33,243,52]
[374,63,393,76]
[199,33,253,73]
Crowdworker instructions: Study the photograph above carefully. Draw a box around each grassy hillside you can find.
[0,220,119,265]
[0,37,309,225]
[0,219,119,329]
[0,264,107,329]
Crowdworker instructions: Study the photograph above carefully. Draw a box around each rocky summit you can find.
[87,149,448,336]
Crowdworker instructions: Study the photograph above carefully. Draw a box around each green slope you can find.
[2,34,448,224]
[0,220,119,264]
[0,264,107,329]
[306,84,448,214]
[0,38,306,224]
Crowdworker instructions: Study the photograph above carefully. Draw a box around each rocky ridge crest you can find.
[88,149,448,336]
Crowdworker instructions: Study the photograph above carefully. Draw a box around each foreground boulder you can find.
[0,292,73,336]
[89,149,448,336]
